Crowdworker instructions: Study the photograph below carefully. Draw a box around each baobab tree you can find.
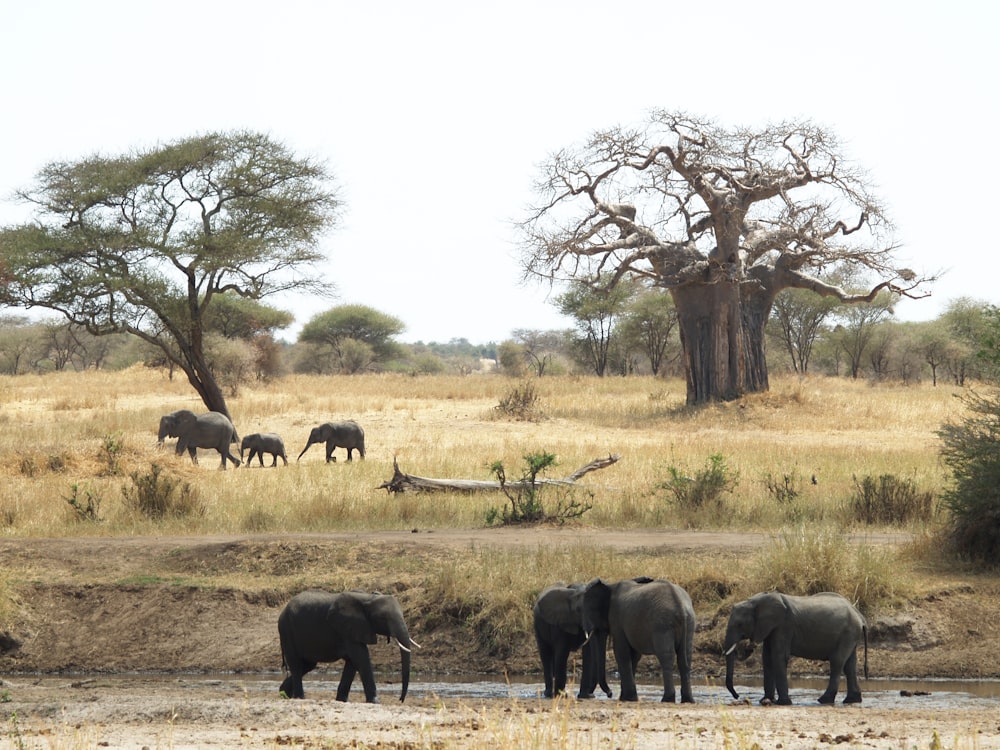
[520,111,933,404]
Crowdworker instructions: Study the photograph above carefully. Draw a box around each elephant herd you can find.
[156,409,366,469]
[277,579,868,706]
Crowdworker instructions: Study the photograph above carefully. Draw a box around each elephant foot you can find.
[619,694,639,702]
[817,694,836,705]
[776,697,793,706]
[680,695,695,704]
[576,691,595,700]
[660,693,676,703]
[844,693,863,704]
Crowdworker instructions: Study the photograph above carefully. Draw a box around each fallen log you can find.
[377,454,621,494]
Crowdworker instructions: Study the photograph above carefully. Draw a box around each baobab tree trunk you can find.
[672,282,762,405]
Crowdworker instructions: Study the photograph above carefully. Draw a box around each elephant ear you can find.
[752,593,789,643]
[536,586,582,634]
[582,578,612,631]
[335,594,379,645]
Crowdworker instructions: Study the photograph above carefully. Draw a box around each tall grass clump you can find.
[849,474,936,526]
[657,453,738,526]
[744,528,905,615]
[122,464,203,520]
[937,389,1000,566]
[493,381,543,421]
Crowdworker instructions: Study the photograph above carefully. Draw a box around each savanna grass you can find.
[0,367,961,538]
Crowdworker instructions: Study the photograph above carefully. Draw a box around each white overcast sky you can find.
[1,1,997,343]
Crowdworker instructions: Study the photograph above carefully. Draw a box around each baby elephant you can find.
[240,432,288,467]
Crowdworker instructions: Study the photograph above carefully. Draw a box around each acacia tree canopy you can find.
[520,111,934,403]
[0,131,342,417]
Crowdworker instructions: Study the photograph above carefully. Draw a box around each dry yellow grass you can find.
[0,367,964,538]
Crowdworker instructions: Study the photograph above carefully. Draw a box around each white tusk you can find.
[410,638,422,649]
[582,630,593,647]
[724,643,738,656]
[393,638,412,653]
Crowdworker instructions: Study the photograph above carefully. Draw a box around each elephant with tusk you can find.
[278,590,418,703]
[723,591,868,705]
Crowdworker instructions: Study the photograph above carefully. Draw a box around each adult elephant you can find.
[157,410,241,469]
[533,582,611,699]
[240,432,288,467]
[723,591,868,705]
[278,590,419,702]
[582,577,695,703]
[297,420,365,463]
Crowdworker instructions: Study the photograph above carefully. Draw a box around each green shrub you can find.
[849,474,935,525]
[65,484,102,523]
[659,453,738,510]
[122,463,203,520]
[486,452,591,525]
[937,389,1000,565]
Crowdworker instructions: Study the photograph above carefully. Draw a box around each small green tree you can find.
[298,304,404,373]
[486,452,591,525]
[937,389,1000,565]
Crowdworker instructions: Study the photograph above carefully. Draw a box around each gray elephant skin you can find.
[724,591,869,705]
[157,409,241,469]
[240,432,288,467]
[533,582,611,699]
[582,577,695,703]
[297,420,365,463]
[278,590,418,702]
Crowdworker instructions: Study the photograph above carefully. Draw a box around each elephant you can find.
[723,591,869,705]
[240,432,288,467]
[533,582,612,699]
[297,420,365,463]
[277,590,419,703]
[157,409,241,469]
[581,577,695,703]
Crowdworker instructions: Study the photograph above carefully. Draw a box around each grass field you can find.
[0,367,963,540]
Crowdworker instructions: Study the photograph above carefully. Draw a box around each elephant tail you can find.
[862,625,869,679]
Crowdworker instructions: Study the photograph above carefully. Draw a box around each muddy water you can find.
[100,673,1000,711]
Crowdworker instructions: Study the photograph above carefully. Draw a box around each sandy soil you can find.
[0,529,998,749]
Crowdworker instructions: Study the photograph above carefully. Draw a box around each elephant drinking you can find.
[297,420,365,463]
[157,410,241,469]
[278,590,419,702]
[582,577,695,703]
[240,432,288,467]
[533,582,612,699]
[723,591,868,705]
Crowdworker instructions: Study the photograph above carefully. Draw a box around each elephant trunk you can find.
[725,642,739,699]
[296,442,312,461]
[389,620,413,703]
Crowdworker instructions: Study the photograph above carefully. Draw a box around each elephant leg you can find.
[552,641,572,696]
[614,640,639,702]
[270,454,278,467]
[536,637,556,698]
[652,633,677,703]
[773,648,792,705]
[676,637,695,703]
[336,660,358,702]
[840,649,863,704]
[349,647,379,703]
[325,444,335,463]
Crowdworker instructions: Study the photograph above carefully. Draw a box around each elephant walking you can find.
[533,582,611,699]
[724,591,869,705]
[157,410,241,469]
[297,420,365,463]
[278,590,419,702]
[240,432,288,467]
[582,577,695,703]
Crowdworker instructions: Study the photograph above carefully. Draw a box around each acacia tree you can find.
[520,112,931,403]
[0,132,341,417]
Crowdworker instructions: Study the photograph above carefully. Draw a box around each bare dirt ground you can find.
[1,529,999,749]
